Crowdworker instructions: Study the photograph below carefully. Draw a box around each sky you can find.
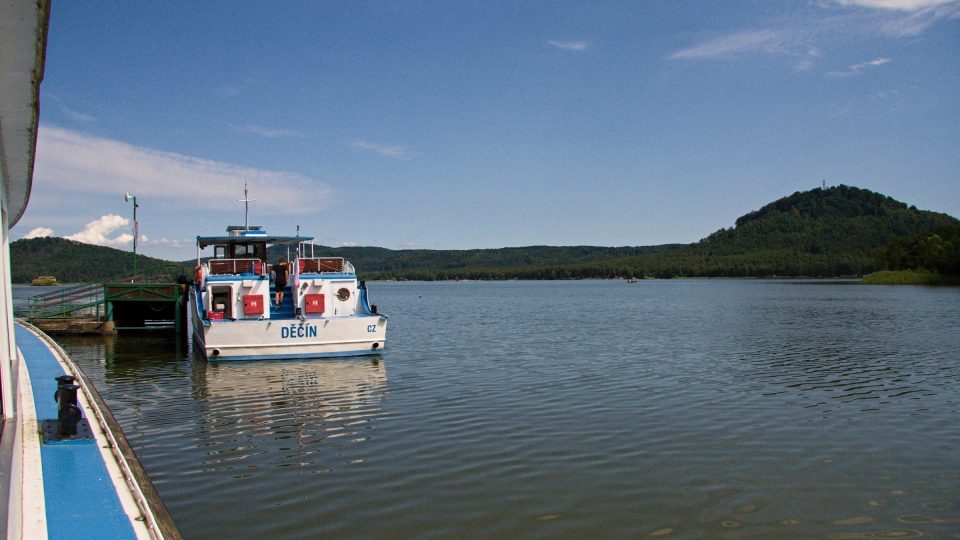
[15,0,960,261]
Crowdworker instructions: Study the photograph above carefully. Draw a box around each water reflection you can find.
[59,331,188,383]
[193,357,389,472]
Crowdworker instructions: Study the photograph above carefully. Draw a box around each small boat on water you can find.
[31,274,60,285]
[189,225,387,360]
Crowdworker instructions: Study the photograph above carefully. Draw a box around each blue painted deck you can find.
[15,323,137,540]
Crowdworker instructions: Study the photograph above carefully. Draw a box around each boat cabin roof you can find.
[196,235,312,249]
[196,226,313,249]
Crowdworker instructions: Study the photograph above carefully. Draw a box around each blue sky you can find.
[16,0,960,261]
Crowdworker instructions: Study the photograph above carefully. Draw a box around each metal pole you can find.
[125,193,139,281]
[239,181,253,231]
[132,196,138,280]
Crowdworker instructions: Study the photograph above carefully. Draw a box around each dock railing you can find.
[25,282,107,319]
[21,262,186,320]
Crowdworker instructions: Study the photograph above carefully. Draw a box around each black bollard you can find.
[53,375,76,402]
[55,382,83,436]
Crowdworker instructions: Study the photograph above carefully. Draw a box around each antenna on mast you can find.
[239,181,255,230]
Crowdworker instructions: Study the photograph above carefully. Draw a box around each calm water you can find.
[49,280,960,539]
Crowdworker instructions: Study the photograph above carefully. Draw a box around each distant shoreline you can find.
[862,270,960,286]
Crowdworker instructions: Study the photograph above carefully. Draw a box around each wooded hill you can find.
[291,186,958,279]
[10,185,958,282]
[9,236,183,283]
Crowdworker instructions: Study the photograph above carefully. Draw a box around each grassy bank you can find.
[862,270,960,286]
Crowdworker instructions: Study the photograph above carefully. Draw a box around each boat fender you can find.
[195,266,204,286]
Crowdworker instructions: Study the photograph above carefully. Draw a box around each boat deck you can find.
[5,322,180,539]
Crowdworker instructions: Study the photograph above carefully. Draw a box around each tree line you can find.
[11,186,958,283]
[876,224,960,276]
[10,236,184,283]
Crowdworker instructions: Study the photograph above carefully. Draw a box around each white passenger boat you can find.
[189,225,387,360]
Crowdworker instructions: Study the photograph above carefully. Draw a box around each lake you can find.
[48,280,960,539]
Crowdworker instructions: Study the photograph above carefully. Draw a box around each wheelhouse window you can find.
[230,243,266,260]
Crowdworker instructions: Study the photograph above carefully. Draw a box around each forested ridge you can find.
[11,185,958,282]
[10,236,183,283]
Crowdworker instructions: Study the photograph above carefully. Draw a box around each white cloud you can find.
[873,88,902,98]
[35,125,335,214]
[669,29,791,60]
[861,57,892,67]
[794,58,817,71]
[826,56,892,76]
[23,227,54,239]
[669,1,960,63]
[873,1,960,36]
[547,40,591,51]
[45,93,97,123]
[143,236,191,249]
[64,214,133,248]
[230,123,305,139]
[835,0,956,11]
[351,140,413,160]
[60,106,96,123]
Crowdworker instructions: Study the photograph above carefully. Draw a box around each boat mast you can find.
[239,181,254,231]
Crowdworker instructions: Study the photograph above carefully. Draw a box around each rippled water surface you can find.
[55,280,960,539]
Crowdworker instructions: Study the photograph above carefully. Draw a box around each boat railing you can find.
[298,257,354,275]
[208,258,264,276]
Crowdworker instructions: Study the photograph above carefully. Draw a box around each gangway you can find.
[21,267,189,333]
[24,281,111,319]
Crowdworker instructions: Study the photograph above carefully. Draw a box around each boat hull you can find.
[190,297,387,361]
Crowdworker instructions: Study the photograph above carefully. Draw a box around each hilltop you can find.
[297,185,957,279]
[667,185,958,277]
[10,185,958,282]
